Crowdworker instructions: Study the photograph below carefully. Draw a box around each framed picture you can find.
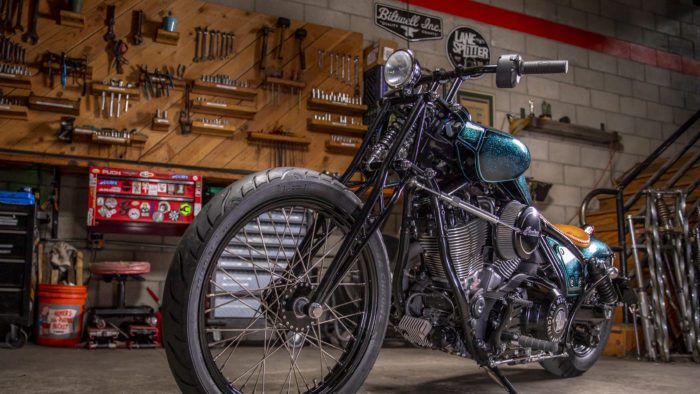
[457,90,494,127]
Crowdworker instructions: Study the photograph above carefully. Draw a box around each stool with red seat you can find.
[88,261,159,349]
[90,261,153,318]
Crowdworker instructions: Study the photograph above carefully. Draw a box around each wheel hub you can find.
[264,281,314,333]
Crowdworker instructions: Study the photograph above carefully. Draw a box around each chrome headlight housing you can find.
[384,49,421,89]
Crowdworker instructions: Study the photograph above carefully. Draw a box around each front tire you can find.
[162,168,391,393]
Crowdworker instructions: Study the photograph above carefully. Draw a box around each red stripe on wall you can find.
[397,0,700,76]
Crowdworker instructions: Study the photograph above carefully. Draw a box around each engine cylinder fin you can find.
[419,220,487,282]
[492,259,520,279]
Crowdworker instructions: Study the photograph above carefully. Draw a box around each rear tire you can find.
[162,168,391,393]
[541,318,612,377]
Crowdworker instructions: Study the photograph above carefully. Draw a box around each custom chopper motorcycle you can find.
[162,50,625,393]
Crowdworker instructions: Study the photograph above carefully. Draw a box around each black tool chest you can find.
[0,192,37,335]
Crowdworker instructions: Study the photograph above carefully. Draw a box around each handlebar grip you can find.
[522,60,568,74]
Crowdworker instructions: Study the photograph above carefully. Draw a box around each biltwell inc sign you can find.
[374,3,442,42]
[446,27,490,69]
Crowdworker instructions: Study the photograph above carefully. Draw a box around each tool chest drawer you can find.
[0,231,31,259]
[0,209,30,230]
[0,260,25,287]
[0,289,22,316]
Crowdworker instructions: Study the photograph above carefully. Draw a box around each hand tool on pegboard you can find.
[103,4,116,42]
[112,39,129,74]
[131,10,144,45]
[275,17,290,61]
[179,81,192,134]
[353,56,360,97]
[21,0,38,44]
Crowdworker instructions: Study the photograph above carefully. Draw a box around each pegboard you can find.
[0,0,365,181]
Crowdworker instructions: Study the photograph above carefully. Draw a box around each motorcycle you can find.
[162,50,625,393]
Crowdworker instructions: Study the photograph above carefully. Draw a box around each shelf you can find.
[264,77,306,90]
[42,61,93,79]
[191,101,256,119]
[307,98,366,115]
[325,140,359,155]
[247,132,310,145]
[92,133,147,146]
[0,73,32,90]
[140,76,187,92]
[91,82,140,101]
[28,95,80,115]
[191,120,238,136]
[0,104,28,120]
[155,29,180,46]
[59,10,85,28]
[307,118,367,136]
[192,80,257,101]
[511,117,620,147]
[151,117,170,131]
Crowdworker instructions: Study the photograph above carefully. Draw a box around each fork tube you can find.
[340,101,390,185]
[311,97,426,305]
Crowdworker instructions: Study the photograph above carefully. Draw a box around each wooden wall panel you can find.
[0,0,364,181]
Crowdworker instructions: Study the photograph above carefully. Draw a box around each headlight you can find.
[384,49,421,89]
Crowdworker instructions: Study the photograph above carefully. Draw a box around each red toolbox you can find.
[88,167,202,235]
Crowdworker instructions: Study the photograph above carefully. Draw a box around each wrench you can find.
[193,27,201,62]
[21,0,38,44]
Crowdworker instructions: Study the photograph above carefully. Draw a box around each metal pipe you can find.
[627,214,656,360]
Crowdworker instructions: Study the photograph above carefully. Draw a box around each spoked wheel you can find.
[163,169,390,393]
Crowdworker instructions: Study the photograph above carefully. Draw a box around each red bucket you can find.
[36,284,88,347]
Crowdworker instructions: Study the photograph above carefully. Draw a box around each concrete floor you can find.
[1,344,698,393]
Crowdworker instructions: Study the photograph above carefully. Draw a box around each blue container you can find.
[162,16,177,32]
[0,191,36,205]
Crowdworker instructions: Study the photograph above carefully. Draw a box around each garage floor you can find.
[1,344,698,393]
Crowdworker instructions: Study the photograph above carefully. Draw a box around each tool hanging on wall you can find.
[353,56,360,97]
[43,51,88,95]
[94,79,134,118]
[196,27,233,61]
[131,10,144,45]
[275,17,290,61]
[317,49,324,69]
[311,88,362,105]
[139,65,175,99]
[1,0,24,34]
[152,108,170,131]
[21,0,38,44]
[199,74,249,87]
[58,116,147,146]
[103,4,116,42]
[0,36,26,64]
[0,63,29,76]
[112,39,129,74]
[258,25,272,71]
[179,81,192,134]
[251,123,307,167]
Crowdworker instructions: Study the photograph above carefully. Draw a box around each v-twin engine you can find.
[418,220,488,283]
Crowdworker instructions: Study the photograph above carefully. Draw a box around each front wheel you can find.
[162,168,391,393]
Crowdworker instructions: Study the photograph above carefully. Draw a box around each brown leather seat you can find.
[553,224,591,248]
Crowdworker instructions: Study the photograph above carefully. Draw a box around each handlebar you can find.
[417,55,568,88]
[522,60,568,74]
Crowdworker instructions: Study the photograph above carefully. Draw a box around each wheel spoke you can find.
[199,203,374,392]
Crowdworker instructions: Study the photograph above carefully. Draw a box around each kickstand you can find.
[483,366,518,394]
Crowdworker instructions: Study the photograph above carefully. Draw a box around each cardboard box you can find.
[364,39,398,70]
[604,323,640,357]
